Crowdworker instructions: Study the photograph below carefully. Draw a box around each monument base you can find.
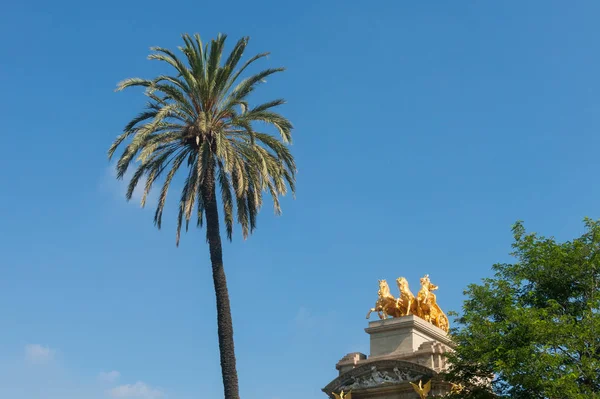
[323,316,454,399]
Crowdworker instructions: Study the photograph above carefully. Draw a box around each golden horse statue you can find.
[416,274,449,332]
[396,277,419,316]
[366,274,449,332]
[366,278,418,319]
[366,279,403,319]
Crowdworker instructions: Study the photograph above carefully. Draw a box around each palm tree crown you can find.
[108,33,296,244]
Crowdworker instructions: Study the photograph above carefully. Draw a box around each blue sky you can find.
[1,1,600,398]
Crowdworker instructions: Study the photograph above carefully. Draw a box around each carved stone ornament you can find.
[323,359,436,395]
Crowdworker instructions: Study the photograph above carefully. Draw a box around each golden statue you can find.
[409,380,431,399]
[416,274,449,332]
[332,390,352,399]
[396,277,419,316]
[367,275,449,332]
[450,383,465,394]
[366,279,403,319]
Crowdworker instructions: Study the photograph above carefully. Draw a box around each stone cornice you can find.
[322,358,436,396]
[365,315,454,348]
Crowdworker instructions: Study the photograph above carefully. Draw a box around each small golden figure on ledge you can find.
[332,390,352,399]
[366,274,449,332]
[450,383,465,394]
[409,379,431,399]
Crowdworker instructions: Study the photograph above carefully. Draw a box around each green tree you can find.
[444,219,600,399]
[108,33,296,399]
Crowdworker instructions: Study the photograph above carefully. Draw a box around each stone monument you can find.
[323,275,455,399]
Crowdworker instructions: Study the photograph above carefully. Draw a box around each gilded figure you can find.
[409,379,431,399]
[366,279,403,319]
[395,277,419,316]
[366,274,449,332]
[416,274,449,332]
[332,390,352,399]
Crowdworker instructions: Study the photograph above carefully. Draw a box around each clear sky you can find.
[1,1,599,398]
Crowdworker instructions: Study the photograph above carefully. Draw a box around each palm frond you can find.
[154,150,188,229]
[224,68,285,110]
[221,51,270,97]
[115,77,153,92]
[217,161,234,240]
[108,110,156,160]
[110,33,296,244]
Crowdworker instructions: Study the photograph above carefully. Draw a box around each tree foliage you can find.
[108,33,295,245]
[444,219,600,399]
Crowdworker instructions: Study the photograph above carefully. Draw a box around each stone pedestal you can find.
[322,316,454,399]
[366,315,453,373]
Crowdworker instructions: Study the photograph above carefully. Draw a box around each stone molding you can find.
[368,341,453,373]
[365,315,454,351]
[323,359,436,396]
[336,352,368,375]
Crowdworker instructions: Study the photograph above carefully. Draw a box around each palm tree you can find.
[108,33,296,399]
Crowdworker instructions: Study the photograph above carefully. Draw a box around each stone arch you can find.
[322,358,437,396]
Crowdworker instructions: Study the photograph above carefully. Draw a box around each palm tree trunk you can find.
[202,165,240,399]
